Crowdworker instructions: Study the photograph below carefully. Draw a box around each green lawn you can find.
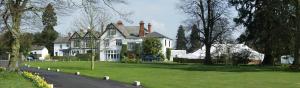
[26,61,300,88]
[0,72,37,88]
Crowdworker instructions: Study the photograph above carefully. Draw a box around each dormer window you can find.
[109,29,116,36]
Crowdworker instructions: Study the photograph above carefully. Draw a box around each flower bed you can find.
[22,71,51,88]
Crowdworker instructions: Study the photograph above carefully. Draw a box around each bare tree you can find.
[0,0,128,71]
[179,0,231,64]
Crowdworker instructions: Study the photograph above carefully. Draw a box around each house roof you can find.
[145,32,172,39]
[83,30,101,39]
[99,23,156,39]
[31,45,46,50]
[54,37,70,43]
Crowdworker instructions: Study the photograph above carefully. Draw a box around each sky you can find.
[55,0,185,39]
[54,0,241,39]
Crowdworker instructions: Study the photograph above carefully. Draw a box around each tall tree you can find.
[176,25,187,50]
[41,4,58,56]
[293,0,300,66]
[179,0,230,64]
[230,0,295,65]
[0,0,129,71]
[188,25,201,52]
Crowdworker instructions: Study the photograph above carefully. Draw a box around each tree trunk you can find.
[204,44,213,65]
[8,13,22,71]
[262,43,274,65]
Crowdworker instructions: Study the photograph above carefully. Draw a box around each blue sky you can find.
[55,0,185,39]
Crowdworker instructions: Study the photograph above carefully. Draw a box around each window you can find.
[128,42,135,51]
[104,39,109,47]
[105,50,120,60]
[74,40,80,47]
[86,40,93,48]
[169,40,171,47]
[109,29,116,36]
[60,44,62,49]
[66,44,69,47]
[116,39,122,46]
[165,39,167,46]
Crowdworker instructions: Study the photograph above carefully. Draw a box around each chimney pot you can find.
[148,23,152,33]
[139,20,145,37]
[68,32,72,37]
[117,20,123,26]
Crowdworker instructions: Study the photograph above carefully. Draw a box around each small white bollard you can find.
[48,84,54,88]
[47,68,51,71]
[37,67,40,70]
[103,76,109,80]
[133,81,141,86]
[75,72,80,75]
[56,69,60,72]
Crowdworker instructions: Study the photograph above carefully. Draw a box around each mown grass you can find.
[27,61,300,88]
[0,71,37,88]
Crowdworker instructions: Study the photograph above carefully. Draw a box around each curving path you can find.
[21,67,141,88]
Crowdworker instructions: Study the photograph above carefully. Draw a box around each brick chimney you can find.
[139,21,145,37]
[68,32,72,37]
[117,20,123,26]
[148,23,152,33]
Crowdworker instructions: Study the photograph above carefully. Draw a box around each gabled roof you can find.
[69,32,82,40]
[99,23,148,39]
[83,30,100,39]
[145,32,172,39]
[54,37,70,43]
[31,45,46,50]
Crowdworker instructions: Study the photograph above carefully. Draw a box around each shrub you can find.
[121,56,137,63]
[22,71,51,88]
[173,58,203,63]
[0,67,6,72]
[120,44,128,61]
[231,50,251,65]
[158,52,165,61]
[45,55,51,60]
[142,38,162,56]
[166,48,171,60]
[75,54,90,61]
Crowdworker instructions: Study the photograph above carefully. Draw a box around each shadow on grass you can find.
[139,63,295,72]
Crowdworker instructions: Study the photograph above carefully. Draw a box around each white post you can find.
[103,76,109,80]
[75,72,80,75]
[133,81,141,86]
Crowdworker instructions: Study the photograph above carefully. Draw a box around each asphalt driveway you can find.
[21,67,141,88]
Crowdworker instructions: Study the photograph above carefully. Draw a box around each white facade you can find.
[31,47,49,60]
[68,22,173,62]
[53,43,70,56]
[160,38,173,58]
[99,27,143,61]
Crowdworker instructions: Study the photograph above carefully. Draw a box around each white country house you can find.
[53,37,71,56]
[30,45,49,60]
[98,21,173,61]
[60,20,173,61]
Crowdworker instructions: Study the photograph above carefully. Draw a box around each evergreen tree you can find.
[230,0,295,65]
[176,25,187,50]
[188,25,201,53]
[41,4,58,56]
